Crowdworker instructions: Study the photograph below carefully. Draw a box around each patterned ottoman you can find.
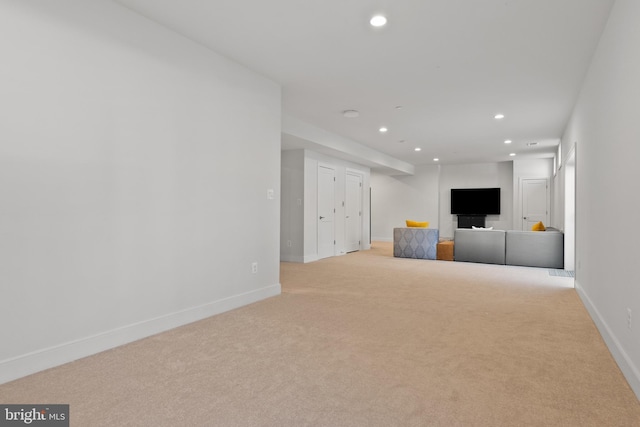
[393,227,439,260]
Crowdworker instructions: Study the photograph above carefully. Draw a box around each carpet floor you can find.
[1,242,639,426]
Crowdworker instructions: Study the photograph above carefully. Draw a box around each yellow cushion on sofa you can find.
[531,221,546,231]
[406,220,429,228]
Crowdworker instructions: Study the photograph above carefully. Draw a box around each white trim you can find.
[303,255,319,263]
[563,145,577,271]
[0,284,281,385]
[575,280,640,400]
[563,143,577,170]
[280,255,305,263]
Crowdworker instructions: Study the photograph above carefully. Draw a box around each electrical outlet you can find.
[287,240,292,247]
[627,308,632,330]
[251,262,258,274]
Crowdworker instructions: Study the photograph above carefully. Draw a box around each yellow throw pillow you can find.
[531,221,546,231]
[406,220,429,228]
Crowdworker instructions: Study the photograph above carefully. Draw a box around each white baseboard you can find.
[303,255,319,263]
[575,280,640,400]
[0,283,281,385]
[280,254,305,263]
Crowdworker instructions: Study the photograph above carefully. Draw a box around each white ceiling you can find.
[114,0,614,169]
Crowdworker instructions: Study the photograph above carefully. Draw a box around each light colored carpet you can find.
[1,242,639,426]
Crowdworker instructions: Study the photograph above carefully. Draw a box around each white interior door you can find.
[521,178,549,230]
[345,173,362,253]
[317,165,335,259]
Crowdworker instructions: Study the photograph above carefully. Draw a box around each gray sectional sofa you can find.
[454,228,564,269]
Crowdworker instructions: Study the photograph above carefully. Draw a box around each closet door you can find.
[345,172,362,253]
[317,165,335,259]
[521,178,549,230]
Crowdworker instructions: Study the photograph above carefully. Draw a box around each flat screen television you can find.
[451,188,500,215]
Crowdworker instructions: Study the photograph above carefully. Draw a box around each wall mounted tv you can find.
[450,188,501,215]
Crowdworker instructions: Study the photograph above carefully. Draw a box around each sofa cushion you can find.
[454,229,506,265]
[506,230,563,268]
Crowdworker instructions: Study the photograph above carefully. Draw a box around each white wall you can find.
[438,162,513,239]
[561,0,640,398]
[370,165,440,241]
[0,0,281,383]
[371,162,514,241]
[280,151,305,262]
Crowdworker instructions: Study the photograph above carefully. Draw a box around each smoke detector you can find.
[342,110,359,118]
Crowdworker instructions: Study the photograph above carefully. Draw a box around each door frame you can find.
[564,145,576,272]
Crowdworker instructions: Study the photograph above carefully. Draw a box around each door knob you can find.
[319,216,325,220]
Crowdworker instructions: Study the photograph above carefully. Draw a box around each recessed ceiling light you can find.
[379,127,388,133]
[414,147,422,152]
[370,15,387,27]
[395,105,403,110]
[342,110,359,118]
[433,158,439,162]
[504,139,512,144]
[494,113,505,119]
[509,153,516,157]
[527,142,539,146]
